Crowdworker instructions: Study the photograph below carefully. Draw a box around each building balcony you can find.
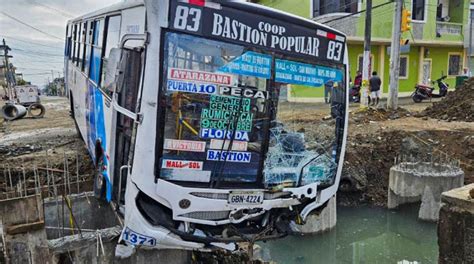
[436,21,463,36]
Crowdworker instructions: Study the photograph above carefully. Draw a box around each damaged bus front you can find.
[119,0,349,251]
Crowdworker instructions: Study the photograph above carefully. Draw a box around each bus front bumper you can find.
[120,179,319,250]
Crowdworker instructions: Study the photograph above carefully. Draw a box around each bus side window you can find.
[90,19,104,86]
[75,23,82,67]
[65,25,71,58]
[72,24,78,63]
[101,15,122,97]
[78,22,86,71]
[84,21,93,75]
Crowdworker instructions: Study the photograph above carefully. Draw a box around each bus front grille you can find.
[179,211,230,221]
[190,192,228,200]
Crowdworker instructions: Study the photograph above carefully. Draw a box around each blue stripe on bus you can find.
[86,81,112,202]
[90,47,101,84]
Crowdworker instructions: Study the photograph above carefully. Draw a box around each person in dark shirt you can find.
[369,71,381,106]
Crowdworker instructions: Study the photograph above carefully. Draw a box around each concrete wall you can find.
[438,184,474,264]
[0,194,50,263]
[43,193,120,240]
[0,195,43,226]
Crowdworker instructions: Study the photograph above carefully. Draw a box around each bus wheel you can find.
[94,156,106,200]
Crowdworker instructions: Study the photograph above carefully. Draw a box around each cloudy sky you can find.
[0,0,121,87]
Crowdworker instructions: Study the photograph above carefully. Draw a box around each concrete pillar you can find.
[388,162,464,221]
[438,184,474,264]
[378,45,385,94]
[290,196,336,234]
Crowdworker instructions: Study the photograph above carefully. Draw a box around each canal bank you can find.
[259,204,438,263]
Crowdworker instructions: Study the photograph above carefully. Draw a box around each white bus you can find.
[65,0,349,252]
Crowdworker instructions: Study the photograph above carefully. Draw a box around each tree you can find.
[16,79,27,85]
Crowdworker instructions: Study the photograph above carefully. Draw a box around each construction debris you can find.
[422,77,474,122]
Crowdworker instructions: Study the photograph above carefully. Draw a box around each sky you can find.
[0,0,121,87]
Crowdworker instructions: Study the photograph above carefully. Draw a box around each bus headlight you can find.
[300,154,336,186]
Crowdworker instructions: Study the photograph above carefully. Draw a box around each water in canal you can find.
[259,204,438,264]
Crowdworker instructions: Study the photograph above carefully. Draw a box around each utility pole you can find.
[2,39,13,101]
[469,9,474,77]
[387,0,403,110]
[360,0,372,108]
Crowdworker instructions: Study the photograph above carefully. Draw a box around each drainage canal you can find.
[259,205,437,263]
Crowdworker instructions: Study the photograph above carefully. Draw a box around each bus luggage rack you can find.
[190,191,292,200]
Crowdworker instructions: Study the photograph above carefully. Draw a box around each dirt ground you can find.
[0,97,94,198]
[339,80,474,206]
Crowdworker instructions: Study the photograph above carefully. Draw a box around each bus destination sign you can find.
[169,2,345,64]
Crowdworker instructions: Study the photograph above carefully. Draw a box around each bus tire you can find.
[94,153,106,200]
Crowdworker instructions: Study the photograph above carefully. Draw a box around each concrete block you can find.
[290,196,336,234]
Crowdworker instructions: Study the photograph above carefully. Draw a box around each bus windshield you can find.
[158,31,346,189]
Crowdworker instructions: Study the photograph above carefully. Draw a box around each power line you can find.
[28,0,75,18]
[0,11,64,41]
[0,35,62,49]
[322,1,394,24]
[17,67,62,71]
[11,48,63,57]
[22,72,52,76]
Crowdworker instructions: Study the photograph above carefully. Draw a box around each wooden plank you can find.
[6,221,44,235]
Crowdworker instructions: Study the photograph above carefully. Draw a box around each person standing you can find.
[369,71,381,106]
[354,71,362,87]
[324,79,334,104]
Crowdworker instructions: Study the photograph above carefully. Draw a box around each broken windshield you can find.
[157,32,346,188]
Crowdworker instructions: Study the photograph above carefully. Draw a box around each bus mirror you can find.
[103,48,122,93]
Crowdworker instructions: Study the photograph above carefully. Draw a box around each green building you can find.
[256,0,472,97]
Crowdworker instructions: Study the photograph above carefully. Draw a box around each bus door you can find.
[112,47,143,207]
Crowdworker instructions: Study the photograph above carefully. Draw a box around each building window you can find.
[412,0,425,21]
[448,53,462,76]
[399,56,408,78]
[313,0,359,17]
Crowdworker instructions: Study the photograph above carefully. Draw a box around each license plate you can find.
[122,227,156,246]
[228,191,264,205]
